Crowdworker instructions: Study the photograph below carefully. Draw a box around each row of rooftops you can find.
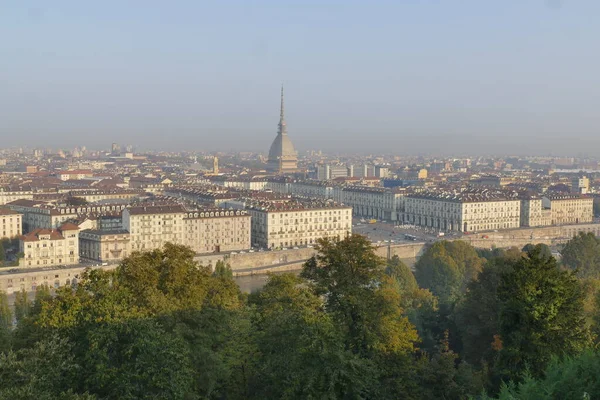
[407,187,591,203]
[124,204,249,218]
[20,223,80,242]
[234,197,350,212]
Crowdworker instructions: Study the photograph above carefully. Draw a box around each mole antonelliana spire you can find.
[267,85,298,174]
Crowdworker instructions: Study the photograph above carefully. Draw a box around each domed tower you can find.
[267,86,298,174]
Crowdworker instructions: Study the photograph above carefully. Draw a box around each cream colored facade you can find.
[339,187,405,222]
[542,194,593,225]
[20,224,79,267]
[122,205,251,254]
[519,197,551,227]
[405,192,521,232]
[0,208,22,238]
[79,230,131,263]
[183,210,251,253]
[247,203,352,249]
[0,190,34,206]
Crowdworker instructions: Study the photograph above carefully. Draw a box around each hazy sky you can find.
[1,1,600,155]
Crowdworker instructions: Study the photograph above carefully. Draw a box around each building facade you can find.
[405,189,521,232]
[242,200,352,249]
[122,205,251,254]
[19,223,80,267]
[79,229,131,263]
[0,208,22,239]
[542,194,594,225]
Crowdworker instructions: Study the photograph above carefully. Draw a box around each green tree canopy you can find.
[414,241,485,304]
[301,235,418,356]
[496,247,590,382]
[561,232,600,278]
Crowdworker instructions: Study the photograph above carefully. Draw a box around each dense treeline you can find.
[2,234,600,398]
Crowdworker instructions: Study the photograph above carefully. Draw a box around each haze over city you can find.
[2,1,600,155]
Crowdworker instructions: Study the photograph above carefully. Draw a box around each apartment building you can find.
[542,193,594,225]
[79,229,131,263]
[7,200,127,233]
[339,186,406,222]
[519,193,551,227]
[19,223,80,267]
[122,205,186,252]
[0,208,22,239]
[182,209,251,253]
[0,188,34,206]
[239,199,352,249]
[405,189,521,232]
[122,204,251,254]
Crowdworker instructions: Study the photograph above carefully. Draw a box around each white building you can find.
[20,223,80,267]
[237,199,352,249]
[0,208,22,239]
[405,189,521,232]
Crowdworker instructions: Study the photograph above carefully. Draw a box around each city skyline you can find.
[2,1,600,155]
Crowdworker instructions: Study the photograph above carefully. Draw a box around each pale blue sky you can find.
[1,1,599,155]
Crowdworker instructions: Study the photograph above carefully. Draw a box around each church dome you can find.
[268,132,296,161]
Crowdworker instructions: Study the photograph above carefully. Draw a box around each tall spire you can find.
[278,84,287,135]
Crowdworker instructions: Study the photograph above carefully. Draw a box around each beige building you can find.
[405,189,521,232]
[542,193,593,225]
[122,205,251,254]
[519,195,551,228]
[79,229,131,263]
[182,209,251,253]
[7,200,126,233]
[0,208,22,239]
[7,200,77,233]
[19,223,80,267]
[122,205,186,252]
[0,188,34,206]
[238,199,352,249]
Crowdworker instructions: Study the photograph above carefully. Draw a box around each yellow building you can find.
[0,208,22,239]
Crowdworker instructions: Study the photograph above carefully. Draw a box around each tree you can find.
[496,247,590,382]
[414,241,484,305]
[455,256,515,368]
[386,255,417,293]
[522,243,552,261]
[301,235,418,357]
[561,232,600,278]
[249,273,378,399]
[213,260,233,279]
[0,241,5,265]
[0,291,12,353]
[77,319,195,399]
[13,289,31,323]
[482,350,600,399]
[0,335,96,399]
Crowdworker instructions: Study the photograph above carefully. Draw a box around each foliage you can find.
[455,256,515,368]
[65,196,89,207]
[0,291,12,353]
[301,234,418,356]
[386,255,418,293]
[522,243,552,261]
[414,240,484,304]
[495,247,590,382]
[561,232,600,279]
[483,350,600,399]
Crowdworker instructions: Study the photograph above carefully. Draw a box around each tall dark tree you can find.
[455,256,516,368]
[496,247,590,382]
[561,232,600,278]
[249,273,377,399]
